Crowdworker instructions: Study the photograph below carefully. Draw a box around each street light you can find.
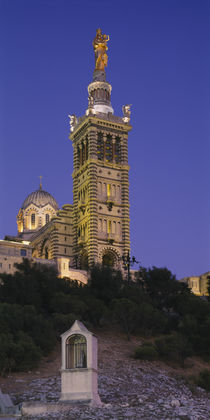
[122,251,139,282]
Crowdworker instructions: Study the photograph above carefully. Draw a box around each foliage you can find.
[88,265,123,305]
[0,259,210,372]
[112,298,139,340]
[194,369,210,391]
[0,332,42,375]
[207,276,210,301]
[52,313,77,334]
[134,343,158,360]
[136,303,167,336]
[84,297,109,327]
[0,259,60,313]
[155,334,192,365]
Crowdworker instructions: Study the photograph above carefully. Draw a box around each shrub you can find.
[0,332,42,374]
[85,297,108,326]
[155,334,192,365]
[194,369,210,391]
[0,333,16,375]
[88,265,123,304]
[137,303,167,335]
[112,298,139,340]
[134,344,158,360]
[13,332,42,371]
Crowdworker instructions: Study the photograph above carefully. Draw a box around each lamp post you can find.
[122,251,139,282]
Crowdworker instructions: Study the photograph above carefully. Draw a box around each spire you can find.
[39,175,43,190]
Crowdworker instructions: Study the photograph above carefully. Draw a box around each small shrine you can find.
[60,320,101,404]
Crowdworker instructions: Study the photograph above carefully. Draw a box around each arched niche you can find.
[66,334,87,369]
[102,250,116,267]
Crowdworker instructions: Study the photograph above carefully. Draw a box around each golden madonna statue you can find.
[93,28,109,71]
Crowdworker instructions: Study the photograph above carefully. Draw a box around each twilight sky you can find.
[1,0,209,279]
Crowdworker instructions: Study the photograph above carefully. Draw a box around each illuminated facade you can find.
[17,181,59,241]
[180,273,210,296]
[1,29,132,274]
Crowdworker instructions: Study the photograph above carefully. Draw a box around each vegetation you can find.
[0,259,210,374]
[134,343,158,361]
[194,369,210,391]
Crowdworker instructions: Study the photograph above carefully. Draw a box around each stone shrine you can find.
[60,320,101,405]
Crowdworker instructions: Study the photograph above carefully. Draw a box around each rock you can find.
[171,398,180,407]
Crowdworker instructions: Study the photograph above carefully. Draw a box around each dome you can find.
[21,187,59,211]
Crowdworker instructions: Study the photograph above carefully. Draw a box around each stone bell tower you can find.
[69,28,132,268]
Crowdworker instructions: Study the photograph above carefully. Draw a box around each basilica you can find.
[0,29,132,281]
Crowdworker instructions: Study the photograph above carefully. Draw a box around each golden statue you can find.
[93,28,109,71]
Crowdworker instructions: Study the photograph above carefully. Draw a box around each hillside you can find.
[0,329,210,419]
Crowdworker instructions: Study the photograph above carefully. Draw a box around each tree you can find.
[0,258,60,314]
[143,266,191,313]
[207,275,210,300]
[112,298,139,340]
[88,265,123,304]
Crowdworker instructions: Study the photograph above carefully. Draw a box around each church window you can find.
[86,137,88,160]
[105,134,113,162]
[31,213,36,227]
[82,142,85,165]
[65,237,66,241]
[108,220,112,234]
[66,334,87,369]
[45,214,50,224]
[9,264,11,269]
[20,249,27,256]
[113,221,116,234]
[97,132,103,160]
[118,222,121,236]
[77,146,80,165]
[107,184,111,198]
[115,137,121,163]
[45,248,49,259]
[64,248,66,254]
[0,263,2,268]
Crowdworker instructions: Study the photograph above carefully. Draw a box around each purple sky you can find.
[1,0,209,279]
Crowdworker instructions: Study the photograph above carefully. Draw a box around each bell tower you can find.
[69,29,132,268]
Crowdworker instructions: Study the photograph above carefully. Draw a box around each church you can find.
[0,29,132,280]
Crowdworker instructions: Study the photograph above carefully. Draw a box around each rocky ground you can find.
[0,329,210,419]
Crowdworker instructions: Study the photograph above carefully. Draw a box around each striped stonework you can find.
[70,112,131,268]
[30,204,74,264]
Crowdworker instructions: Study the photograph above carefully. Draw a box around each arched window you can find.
[45,248,49,259]
[31,213,36,227]
[97,132,103,160]
[86,137,89,160]
[102,252,115,267]
[66,334,87,369]
[45,214,50,224]
[115,136,121,163]
[105,134,113,162]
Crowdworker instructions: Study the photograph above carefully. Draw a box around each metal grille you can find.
[66,334,87,369]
